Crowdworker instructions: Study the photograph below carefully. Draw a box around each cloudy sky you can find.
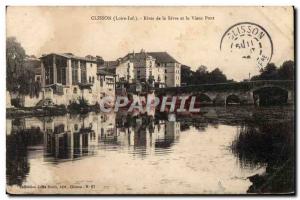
[7,6,294,80]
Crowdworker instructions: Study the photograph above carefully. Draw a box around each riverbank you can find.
[6,106,68,118]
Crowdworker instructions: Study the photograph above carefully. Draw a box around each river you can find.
[6,106,295,194]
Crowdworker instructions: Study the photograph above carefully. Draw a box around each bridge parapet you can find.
[155,80,294,94]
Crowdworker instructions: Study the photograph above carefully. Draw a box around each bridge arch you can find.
[251,84,289,93]
[226,94,241,105]
[252,86,288,106]
[195,93,213,105]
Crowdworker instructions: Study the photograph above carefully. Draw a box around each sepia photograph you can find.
[5,6,295,195]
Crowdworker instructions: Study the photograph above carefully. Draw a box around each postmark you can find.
[220,22,273,70]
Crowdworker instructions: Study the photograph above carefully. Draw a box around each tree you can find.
[208,68,227,83]
[181,65,232,85]
[181,65,195,85]
[251,61,294,81]
[278,60,294,80]
[6,37,41,97]
[260,63,279,80]
[6,37,26,92]
[194,65,209,84]
[196,65,207,74]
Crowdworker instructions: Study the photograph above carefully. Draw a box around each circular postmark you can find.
[220,22,273,70]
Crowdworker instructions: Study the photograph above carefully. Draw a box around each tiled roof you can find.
[147,52,179,63]
[40,53,99,63]
[124,51,179,64]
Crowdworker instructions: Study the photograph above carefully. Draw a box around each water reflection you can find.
[7,112,181,186]
[6,106,295,194]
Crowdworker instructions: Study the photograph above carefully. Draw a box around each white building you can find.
[115,59,135,83]
[39,53,115,106]
[113,50,181,87]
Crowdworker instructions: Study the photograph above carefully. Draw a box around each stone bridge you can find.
[155,80,294,106]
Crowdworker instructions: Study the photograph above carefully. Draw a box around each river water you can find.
[6,106,295,194]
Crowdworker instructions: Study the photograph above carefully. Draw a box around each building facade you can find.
[112,50,181,88]
[40,53,115,106]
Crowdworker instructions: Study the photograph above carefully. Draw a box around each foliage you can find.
[6,37,41,96]
[251,61,294,81]
[6,37,26,92]
[231,121,294,193]
[181,64,233,85]
[68,97,90,113]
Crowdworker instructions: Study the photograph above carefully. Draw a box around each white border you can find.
[0,0,298,199]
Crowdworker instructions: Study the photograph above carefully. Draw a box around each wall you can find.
[165,63,181,87]
[116,60,134,83]
[133,58,147,80]
[6,91,12,108]
[23,92,44,107]
[86,61,98,84]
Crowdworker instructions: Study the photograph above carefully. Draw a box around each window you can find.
[72,60,79,85]
[44,57,54,85]
[90,63,92,67]
[45,65,54,85]
[100,77,103,87]
[74,124,78,131]
[127,63,130,72]
[89,76,92,83]
[89,89,92,93]
[80,61,87,83]
[73,87,77,94]
[56,57,67,85]
[92,76,95,83]
[165,69,167,73]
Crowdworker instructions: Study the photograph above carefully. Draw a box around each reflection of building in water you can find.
[98,113,181,157]
[7,112,181,161]
[43,113,101,161]
[6,113,181,186]
[156,121,180,149]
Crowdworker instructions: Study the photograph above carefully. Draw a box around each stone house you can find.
[39,53,115,106]
[112,50,181,87]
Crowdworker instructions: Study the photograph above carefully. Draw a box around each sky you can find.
[6,6,294,81]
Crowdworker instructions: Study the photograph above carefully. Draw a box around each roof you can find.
[147,52,179,63]
[97,69,116,76]
[40,53,99,63]
[123,51,179,64]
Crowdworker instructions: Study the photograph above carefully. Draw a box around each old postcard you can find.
[6,6,295,195]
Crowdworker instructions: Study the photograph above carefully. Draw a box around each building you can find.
[40,53,115,106]
[147,52,181,87]
[112,50,181,87]
[115,58,135,83]
[97,69,116,100]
